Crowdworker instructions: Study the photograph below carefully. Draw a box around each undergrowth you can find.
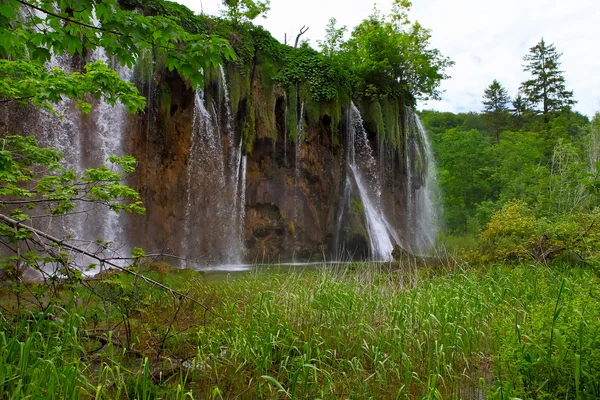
[1,262,599,399]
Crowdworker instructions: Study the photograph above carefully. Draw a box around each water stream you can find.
[183,69,246,266]
[347,103,396,261]
[404,108,440,254]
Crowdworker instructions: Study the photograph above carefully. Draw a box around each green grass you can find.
[1,262,599,399]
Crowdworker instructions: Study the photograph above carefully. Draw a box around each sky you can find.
[177,0,600,117]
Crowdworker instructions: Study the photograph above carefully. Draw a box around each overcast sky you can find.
[177,0,600,117]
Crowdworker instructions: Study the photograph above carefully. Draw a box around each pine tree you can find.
[482,79,511,141]
[520,38,576,117]
[511,93,529,130]
[483,79,511,113]
[511,93,528,118]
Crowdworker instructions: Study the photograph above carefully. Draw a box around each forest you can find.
[423,38,600,266]
[0,0,599,399]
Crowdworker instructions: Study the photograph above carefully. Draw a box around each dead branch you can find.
[0,213,223,319]
[294,26,309,48]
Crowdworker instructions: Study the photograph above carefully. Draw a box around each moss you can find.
[286,85,298,141]
[362,99,385,138]
[252,56,277,143]
[201,65,221,108]
[226,62,250,117]
[158,86,171,116]
[346,195,369,243]
[305,97,321,127]
[350,196,364,216]
[242,97,256,154]
[381,98,402,149]
[134,48,154,87]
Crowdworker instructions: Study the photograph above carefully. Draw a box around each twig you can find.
[15,0,121,35]
[294,26,309,48]
[0,213,223,319]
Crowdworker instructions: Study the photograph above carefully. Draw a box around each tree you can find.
[520,38,576,118]
[512,93,528,118]
[221,0,270,24]
[482,79,510,113]
[344,3,453,102]
[0,0,235,97]
[492,130,548,205]
[482,79,511,141]
[318,18,346,58]
[437,129,493,233]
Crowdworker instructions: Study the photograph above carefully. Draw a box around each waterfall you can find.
[183,69,245,266]
[405,108,440,254]
[10,48,135,271]
[292,101,305,258]
[92,48,133,257]
[333,176,351,258]
[346,103,396,261]
[37,54,86,243]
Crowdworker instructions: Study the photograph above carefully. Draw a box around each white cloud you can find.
[176,0,600,117]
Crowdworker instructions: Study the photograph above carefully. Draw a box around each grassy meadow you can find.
[2,261,600,399]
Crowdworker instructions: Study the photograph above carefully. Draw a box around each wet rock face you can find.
[124,67,379,263]
[244,120,345,262]
[2,63,418,265]
[124,70,195,258]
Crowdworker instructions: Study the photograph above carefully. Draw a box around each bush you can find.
[471,200,600,264]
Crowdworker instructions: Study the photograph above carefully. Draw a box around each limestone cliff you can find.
[122,57,418,264]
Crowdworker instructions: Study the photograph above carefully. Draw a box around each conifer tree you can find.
[520,38,576,117]
[483,79,511,113]
[482,79,510,141]
[511,93,529,129]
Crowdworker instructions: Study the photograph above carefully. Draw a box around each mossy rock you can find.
[392,245,410,261]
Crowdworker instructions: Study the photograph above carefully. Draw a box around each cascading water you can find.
[346,103,397,261]
[183,69,246,266]
[36,53,86,244]
[333,176,351,258]
[4,45,134,269]
[90,48,133,257]
[404,108,440,254]
[291,101,305,258]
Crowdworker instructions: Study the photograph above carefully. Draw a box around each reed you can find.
[1,262,598,399]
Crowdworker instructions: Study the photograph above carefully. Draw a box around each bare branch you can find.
[15,0,120,35]
[0,213,223,319]
[294,26,309,48]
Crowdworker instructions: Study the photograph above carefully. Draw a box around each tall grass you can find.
[179,263,600,398]
[1,262,599,398]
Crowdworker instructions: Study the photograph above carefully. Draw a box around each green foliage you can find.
[492,130,548,205]
[436,129,493,233]
[0,59,145,114]
[0,135,144,220]
[276,45,349,102]
[344,4,453,102]
[479,200,537,261]
[422,104,594,239]
[520,38,576,116]
[317,17,347,58]
[221,0,270,24]
[470,199,600,264]
[122,0,211,34]
[0,0,236,92]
